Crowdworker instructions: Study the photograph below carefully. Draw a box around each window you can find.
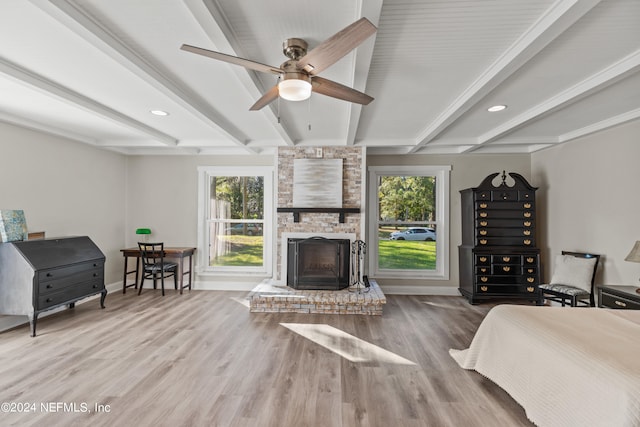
[368,166,450,279]
[197,166,273,275]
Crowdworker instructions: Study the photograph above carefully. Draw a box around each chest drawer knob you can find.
[480,221,488,226]
[524,212,532,218]
[480,286,488,292]
[527,277,535,283]
[479,257,487,262]
[503,266,511,272]
[479,230,487,235]
[527,286,535,292]
[479,239,487,245]
[523,230,531,236]
[524,221,532,227]
[524,203,532,209]
[524,239,532,245]
[480,277,488,282]
[46,273,53,277]
[46,284,53,289]
[479,212,488,218]
[502,257,511,262]
[614,300,627,308]
[526,257,534,263]
[479,202,488,208]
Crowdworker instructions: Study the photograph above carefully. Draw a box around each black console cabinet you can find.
[0,236,107,336]
[458,172,543,305]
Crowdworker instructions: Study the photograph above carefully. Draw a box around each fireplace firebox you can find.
[287,237,350,290]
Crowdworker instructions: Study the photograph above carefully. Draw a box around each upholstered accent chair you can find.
[137,242,178,296]
[539,251,600,307]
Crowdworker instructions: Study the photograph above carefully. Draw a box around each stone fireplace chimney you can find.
[276,147,364,283]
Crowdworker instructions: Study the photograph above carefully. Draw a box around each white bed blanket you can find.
[450,305,640,427]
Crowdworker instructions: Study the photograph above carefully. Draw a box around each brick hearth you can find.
[248,279,386,315]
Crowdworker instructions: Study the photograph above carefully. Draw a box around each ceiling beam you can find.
[471,49,640,149]
[409,0,602,154]
[345,0,383,145]
[0,58,178,146]
[31,0,257,153]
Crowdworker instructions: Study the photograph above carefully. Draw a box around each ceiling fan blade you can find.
[249,85,280,111]
[311,76,374,105]
[296,17,377,75]
[181,44,282,75]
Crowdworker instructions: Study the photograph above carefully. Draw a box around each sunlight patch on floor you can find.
[230,297,250,308]
[280,323,416,365]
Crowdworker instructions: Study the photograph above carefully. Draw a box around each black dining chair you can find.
[539,251,600,307]
[137,242,178,296]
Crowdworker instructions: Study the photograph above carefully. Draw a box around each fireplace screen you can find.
[287,237,350,290]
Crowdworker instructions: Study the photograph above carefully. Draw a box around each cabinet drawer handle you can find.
[46,273,53,277]
[93,273,98,277]
[480,286,488,292]
[479,239,487,245]
[479,212,488,218]
[524,239,532,245]
[527,277,535,283]
[523,203,531,208]
[527,286,535,292]
[46,298,52,303]
[524,221,532,227]
[479,257,487,262]
[479,203,487,208]
[524,212,532,218]
[480,277,488,282]
[614,300,627,308]
[523,230,531,236]
[503,266,511,272]
[480,221,488,226]
[46,284,53,289]
[502,257,510,262]
[479,230,487,235]
[527,257,534,263]
[480,268,487,273]
[527,268,534,273]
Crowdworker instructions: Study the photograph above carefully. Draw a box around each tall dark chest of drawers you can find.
[458,172,543,305]
[0,236,107,336]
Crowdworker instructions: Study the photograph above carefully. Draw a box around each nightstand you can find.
[598,285,640,309]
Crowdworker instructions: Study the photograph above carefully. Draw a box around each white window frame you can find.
[197,166,274,276]
[367,165,451,280]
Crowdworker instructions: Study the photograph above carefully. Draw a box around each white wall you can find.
[531,120,640,286]
[0,122,126,285]
[367,153,532,293]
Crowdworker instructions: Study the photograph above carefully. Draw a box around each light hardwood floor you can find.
[0,290,534,427]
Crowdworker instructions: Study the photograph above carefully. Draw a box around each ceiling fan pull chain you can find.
[277,77,281,124]
[308,95,312,131]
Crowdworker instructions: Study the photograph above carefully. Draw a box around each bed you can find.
[449,305,640,427]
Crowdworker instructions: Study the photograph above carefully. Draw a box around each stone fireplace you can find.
[249,147,385,314]
[276,147,363,284]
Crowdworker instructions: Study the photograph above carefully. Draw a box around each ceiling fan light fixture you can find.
[278,79,312,101]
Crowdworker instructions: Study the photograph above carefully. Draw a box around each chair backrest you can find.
[138,242,165,268]
[560,250,600,295]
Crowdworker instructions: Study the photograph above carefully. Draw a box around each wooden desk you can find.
[121,247,195,294]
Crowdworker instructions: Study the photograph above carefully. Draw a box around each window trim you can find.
[367,165,451,280]
[197,166,274,276]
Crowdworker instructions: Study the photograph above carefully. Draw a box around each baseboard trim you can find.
[378,285,461,295]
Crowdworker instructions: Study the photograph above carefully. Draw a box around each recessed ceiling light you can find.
[150,110,169,116]
[487,105,507,112]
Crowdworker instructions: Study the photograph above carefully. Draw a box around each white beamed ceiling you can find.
[0,0,638,155]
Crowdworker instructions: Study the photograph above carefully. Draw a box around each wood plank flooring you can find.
[0,290,534,427]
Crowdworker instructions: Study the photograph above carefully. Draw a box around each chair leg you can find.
[138,274,145,295]
[174,270,178,292]
[161,273,165,296]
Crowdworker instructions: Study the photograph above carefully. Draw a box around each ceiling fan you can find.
[180,17,377,111]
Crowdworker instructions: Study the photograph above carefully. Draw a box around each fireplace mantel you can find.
[277,207,360,223]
